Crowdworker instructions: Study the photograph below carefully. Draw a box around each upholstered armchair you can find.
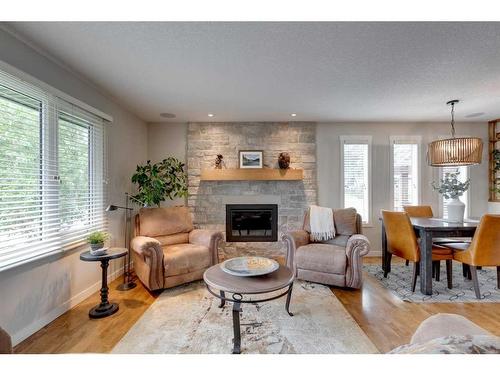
[131,206,223,291]
[282,207,370,289]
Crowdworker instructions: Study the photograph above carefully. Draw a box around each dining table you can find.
[381,217,479,295]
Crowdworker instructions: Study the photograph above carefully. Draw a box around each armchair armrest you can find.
[130,236,164,290]
[189,229,224,265]
[281,230,310,270]
[345,234,370,289]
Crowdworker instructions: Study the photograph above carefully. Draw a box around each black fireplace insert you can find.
[226,204,278,242]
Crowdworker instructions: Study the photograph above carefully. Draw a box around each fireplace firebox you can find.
[226,204,278,242]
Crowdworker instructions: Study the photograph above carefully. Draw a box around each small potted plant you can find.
[432,171,470,222]
[87,231,109,255]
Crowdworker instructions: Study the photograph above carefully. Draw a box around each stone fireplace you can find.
[187,122,317,260]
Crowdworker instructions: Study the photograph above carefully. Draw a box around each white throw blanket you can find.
[309,205,335,241]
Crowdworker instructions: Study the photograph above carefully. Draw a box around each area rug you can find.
[112,280,378,354]
[364,263,500,303]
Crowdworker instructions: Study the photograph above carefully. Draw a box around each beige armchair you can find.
[282,207,370,289]
[131,206,223,291]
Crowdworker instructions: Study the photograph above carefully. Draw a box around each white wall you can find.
[147,122,188,206]
[0,28,148,345]
[317,122,489,254]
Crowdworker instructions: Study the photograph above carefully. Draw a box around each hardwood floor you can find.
[14,277,159,353]
[333,257,500,353]
[14,257,500,354]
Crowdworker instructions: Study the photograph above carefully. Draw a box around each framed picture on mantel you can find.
[239,150,263,169]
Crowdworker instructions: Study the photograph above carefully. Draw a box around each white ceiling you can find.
[5,22,500,123]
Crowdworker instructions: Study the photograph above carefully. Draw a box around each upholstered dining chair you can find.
[403,205,434,218]
[403,205,434,268]
[402,204,469,279]
[382,210,454,291]
[442,214,500,299]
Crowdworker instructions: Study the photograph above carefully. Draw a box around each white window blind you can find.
[441,165,469,219]
[0,70,107,271]
[391,137,420,211]
[340,136,371,224]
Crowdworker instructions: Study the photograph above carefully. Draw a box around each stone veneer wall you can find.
[187,122,317,260]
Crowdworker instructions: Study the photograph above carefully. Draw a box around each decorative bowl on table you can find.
[220,256,279,277]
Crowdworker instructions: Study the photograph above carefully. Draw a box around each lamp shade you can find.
[427,136,483,166]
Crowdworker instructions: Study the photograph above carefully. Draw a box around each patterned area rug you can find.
[365,263,500,303]
[112,280,378,354]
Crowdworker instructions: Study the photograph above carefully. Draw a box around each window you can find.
[390,136,421,211]
[0,70,107,271]
[440,165,469,219]
[340,136,372,225]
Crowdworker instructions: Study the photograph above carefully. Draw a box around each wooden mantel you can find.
[200,168,303,181]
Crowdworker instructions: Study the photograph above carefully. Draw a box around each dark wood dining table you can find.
[381,217,479,295]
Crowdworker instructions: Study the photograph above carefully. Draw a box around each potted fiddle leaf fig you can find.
[131,157,188,207]
[432,171,470,222]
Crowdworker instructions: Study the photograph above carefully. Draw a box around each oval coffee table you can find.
[203,263,294,354]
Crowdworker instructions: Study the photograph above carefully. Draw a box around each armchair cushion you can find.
[155,233,190,246]
[303,207,358,240]
[295,243,347,275]
[332,207,358,236]
[139,206,193,237]
[163,243,211,277]
[323,234,350,247]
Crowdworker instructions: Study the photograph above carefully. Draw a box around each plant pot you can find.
[90,243,106,255]
[446,197,465,223]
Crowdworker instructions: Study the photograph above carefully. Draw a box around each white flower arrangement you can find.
[432,171,470,200]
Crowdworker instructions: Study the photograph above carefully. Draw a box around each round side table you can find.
[80,248,128,319]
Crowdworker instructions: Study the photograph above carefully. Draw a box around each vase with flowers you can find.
[432,171,470,222]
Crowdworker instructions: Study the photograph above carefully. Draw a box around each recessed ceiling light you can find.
[160,112,176,119]
[208,113,215,117]
[290,113,297,117]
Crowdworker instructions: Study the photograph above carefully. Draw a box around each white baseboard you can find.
[12,266,124,346]
[367,250,382,257]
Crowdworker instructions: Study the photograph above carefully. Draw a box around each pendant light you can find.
[427,100,483,166]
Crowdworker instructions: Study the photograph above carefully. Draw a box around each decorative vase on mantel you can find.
[446,197,466,223]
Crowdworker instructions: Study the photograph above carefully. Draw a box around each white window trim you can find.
[339,135,373,226]
[0,64,109,272]
[0,59,113,122]
[389,135,422,211]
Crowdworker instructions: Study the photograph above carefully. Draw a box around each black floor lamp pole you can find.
[106,193,145,291]
[116,193,137,291]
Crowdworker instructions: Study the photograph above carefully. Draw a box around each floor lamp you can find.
[106,192,145,291]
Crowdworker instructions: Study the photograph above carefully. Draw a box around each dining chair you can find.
[403,205,434,218]
[382,210,454,291]
[402,204,470,279]
[403,205,433,268]
[442,214,500,299]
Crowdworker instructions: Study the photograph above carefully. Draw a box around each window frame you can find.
[339,135,373,226]
[389,135,422,211]
[0,63,111,272]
